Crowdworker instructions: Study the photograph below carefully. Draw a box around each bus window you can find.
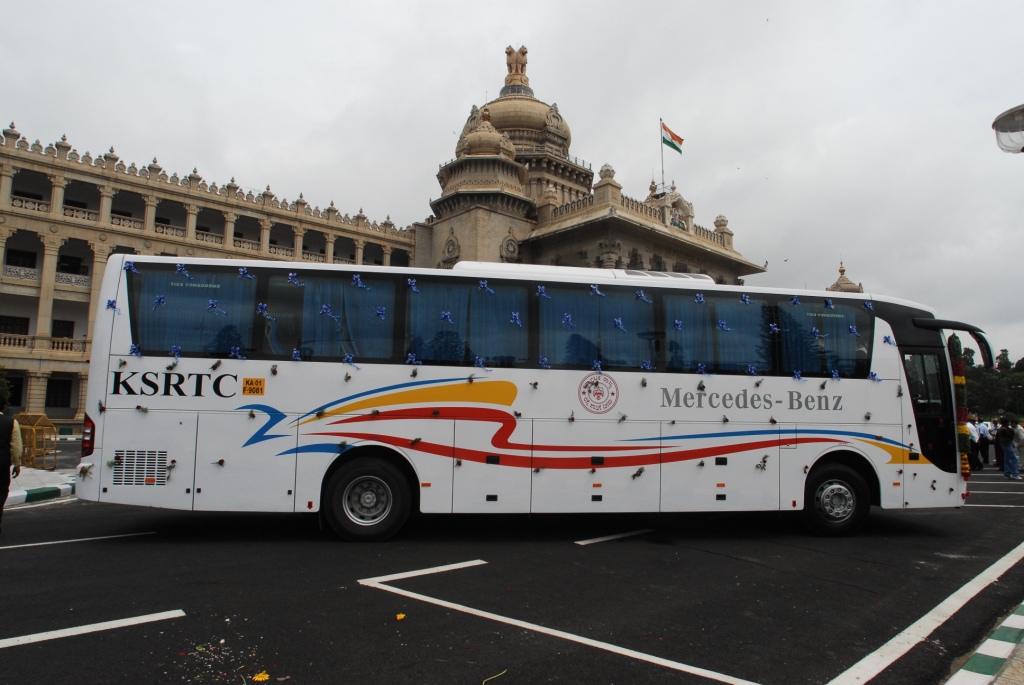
[902,353,948,415]
[777,299,872,378]
[131,264,257,358]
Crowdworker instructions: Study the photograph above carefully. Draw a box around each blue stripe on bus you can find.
[634,428,907,449]
[276,443,346,457]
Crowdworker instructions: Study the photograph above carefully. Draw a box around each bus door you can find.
[900,348,959,507]
[101,411,198,510]
[453,418,531,513]
[532,419,660,513]
[193,411,297,512]
[663,422,780,512]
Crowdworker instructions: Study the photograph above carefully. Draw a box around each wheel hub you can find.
[819,482,854,520]
[343,476,392,526]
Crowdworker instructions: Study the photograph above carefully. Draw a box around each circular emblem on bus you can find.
[578,373,619,414]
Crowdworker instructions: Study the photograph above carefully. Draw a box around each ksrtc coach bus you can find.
[77,256,993,539]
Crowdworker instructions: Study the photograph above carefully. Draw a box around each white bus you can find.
[77,255,992,540]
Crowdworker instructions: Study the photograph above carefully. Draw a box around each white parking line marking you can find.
[827,539,1024,684]
[0,532,156,551]
[360,561,761,685]
[0,610,186,649]
[575,529,654,546]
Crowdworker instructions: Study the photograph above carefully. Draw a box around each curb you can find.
[4,482,76,507]
[947,601,1024,684]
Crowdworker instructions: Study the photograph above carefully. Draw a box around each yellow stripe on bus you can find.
[299,380,519,425]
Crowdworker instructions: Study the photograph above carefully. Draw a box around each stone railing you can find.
[333,257,355,265]
[693,224,726,246]
[268,245,293,258]
[63,206,99,221]
[11,195,49,212]
[0,334,89,355]
[513,146,592,170]
[111,215,143,230]
[302,251,326,263]
[552,195,595,219]
[233,238,260,251]
[2,265,41,281]
[154,222,186,238]
[55,272,91,287]
[49,337,89,352]
[620,195,663,221]
[195,231,224,245]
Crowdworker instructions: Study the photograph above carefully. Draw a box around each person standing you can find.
[996,417,1019,480]
[1014,418,1024,481]
[978,417,992,466]
[993,418,1005,471]
[967,418,981,471]
[0,398,25,535]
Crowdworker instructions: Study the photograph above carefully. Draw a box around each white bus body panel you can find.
[531,419,661,513]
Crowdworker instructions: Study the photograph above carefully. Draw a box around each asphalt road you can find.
[2,470,1023,685]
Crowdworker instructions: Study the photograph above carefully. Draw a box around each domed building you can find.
[826,263,864,293]
[415,46,765,283]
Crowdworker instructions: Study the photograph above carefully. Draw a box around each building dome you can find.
[455,47,572,158]
[826,263,864,293]
[458,108,516,159]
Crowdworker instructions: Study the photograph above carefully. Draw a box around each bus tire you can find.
[802,464,870,536]
[324,458,411,541]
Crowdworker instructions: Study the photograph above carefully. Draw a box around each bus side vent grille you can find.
[112,450,169,486]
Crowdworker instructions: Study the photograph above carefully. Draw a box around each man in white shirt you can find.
[967,419,981,471]
[978,418,992,466]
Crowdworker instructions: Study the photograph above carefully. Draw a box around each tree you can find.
[996,349,1012,371]
[964,347,977,367]
[1014,356,1024,374]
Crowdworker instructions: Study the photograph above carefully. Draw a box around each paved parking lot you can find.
[2,471,1024,684]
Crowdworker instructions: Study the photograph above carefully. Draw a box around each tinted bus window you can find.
[776,299,872,378]
[537,284,655,370]
[664,293,773,375]
[130,265,257,357]
[259,271,395,362]
[407,277,529,367]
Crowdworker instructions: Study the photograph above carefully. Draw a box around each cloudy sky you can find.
[5,1,1021,363]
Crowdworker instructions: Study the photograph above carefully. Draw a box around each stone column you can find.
[144,195,157,231]
[224,211,236,243]
[324,234,336,263]
[98,186,115,224]
[354,239,365,266]
[87,242,111,341]
[35,239,62,340]
[75,372,89,421]
[0,228,9,264]
[259,218,272,255]
[292,227,305,262]
[1,165,17,205]
[25,371,50,415]
[382,245,392,267]
[185,204,198,242]
[49,174,68,217]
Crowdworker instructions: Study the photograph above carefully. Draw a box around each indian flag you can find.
[661,120,683,154]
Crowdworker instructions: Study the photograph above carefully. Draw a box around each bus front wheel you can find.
[324,458,411,541]
[802,464,870,536]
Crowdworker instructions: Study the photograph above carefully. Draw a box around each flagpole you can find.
[659,118,665,191]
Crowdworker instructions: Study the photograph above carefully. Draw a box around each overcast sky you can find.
[5,1,1021,364]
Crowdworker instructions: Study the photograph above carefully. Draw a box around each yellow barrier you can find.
[14,413,58,471]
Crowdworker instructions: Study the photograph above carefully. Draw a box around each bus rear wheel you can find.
[802,464,870,536]
[324,458,410,541]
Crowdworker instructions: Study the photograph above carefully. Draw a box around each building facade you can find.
[0,123,413,430]
[414,46,765,283]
